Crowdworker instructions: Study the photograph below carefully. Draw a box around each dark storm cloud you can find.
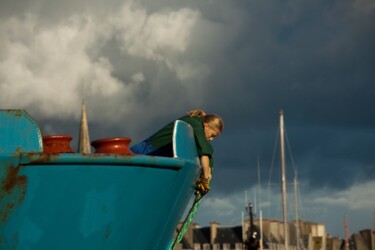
[207,0,375,128]
[189,0,375,197]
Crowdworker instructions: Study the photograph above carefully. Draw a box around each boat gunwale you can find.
[18,153,188,170]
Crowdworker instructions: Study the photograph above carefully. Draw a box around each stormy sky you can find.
[1,0,374,237]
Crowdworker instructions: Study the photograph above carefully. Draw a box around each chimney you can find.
[78,102,91,153]
[210,221,220,245]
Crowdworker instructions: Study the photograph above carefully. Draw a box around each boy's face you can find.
[204,123,220,141]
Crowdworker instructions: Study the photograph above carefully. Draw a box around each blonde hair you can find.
[188,109,224,133]
[187,109,206,117]
[204,114,224,134]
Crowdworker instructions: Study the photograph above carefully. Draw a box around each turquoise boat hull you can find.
[0,110,200,249]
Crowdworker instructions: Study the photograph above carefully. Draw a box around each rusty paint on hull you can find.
[0,165,27,223]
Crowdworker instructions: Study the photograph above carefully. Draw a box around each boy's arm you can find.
[200,155,212,181]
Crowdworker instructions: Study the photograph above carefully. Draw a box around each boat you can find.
[0,109,200,249]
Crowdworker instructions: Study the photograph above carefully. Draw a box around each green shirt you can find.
[148,116,214,167]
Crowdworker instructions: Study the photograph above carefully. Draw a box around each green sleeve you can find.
[180,116,214,168]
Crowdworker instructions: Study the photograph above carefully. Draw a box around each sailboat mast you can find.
[294,175,300,250]
[344,214,350,250]
[279,110,289,249]
[257,157,261,213]
[257,159,263,250]
[259,210,264,250]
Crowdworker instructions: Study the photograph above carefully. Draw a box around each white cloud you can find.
[344,181,375,210]
[0,1,204,121]
[201,196,239,217]
[312,196,348,206]
[313,181,375,210]
[113,4,199,57]
[193,180,375,237]
[310,180,375,210]
[0,13,121,119]
[131,72,145,83]
[353,0,375,13]
[111,2,202,80]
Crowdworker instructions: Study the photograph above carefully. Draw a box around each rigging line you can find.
[284,126,297,175]
[284,127,306,222]
[297,182,306,221]
[267,125,279,218]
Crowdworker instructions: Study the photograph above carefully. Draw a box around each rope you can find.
[168,193,204,250]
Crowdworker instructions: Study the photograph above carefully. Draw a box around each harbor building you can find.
[172,219,374,250]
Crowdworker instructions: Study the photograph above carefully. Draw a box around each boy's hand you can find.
[195,176,210,195]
